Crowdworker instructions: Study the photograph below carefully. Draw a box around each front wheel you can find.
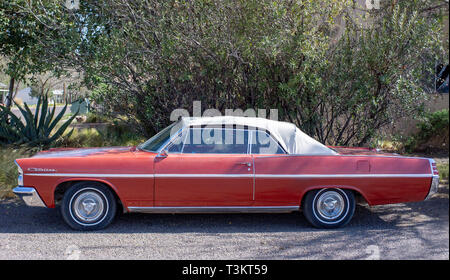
[61,182,117,231]
[303,188,355,229]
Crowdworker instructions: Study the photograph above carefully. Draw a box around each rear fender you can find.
[299,185,371,207]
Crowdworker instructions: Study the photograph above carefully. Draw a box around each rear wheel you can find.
[303,188,355,229]
[61,182,117,231]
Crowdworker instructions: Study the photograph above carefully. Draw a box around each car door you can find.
[154,126,254,206]
[250,129,301,205]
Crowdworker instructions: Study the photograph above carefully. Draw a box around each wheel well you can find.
[54,180,124,212]
[300,187,368,209]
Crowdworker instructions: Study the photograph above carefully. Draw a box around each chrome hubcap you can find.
[316,191,345,220]
[73,191,105,223]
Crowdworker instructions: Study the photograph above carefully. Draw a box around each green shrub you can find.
[85,112,109,123]
[416,110,449,142]
[405,109,449,153]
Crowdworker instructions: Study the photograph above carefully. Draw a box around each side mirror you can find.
[157,149,168,158]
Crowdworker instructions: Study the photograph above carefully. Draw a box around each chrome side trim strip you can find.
[155,174,253,178]
[25,173,155,178]
[13,186,46,207]
[255,154,432,159]
[128,206,299,213]
[254,174,433,178]
[24,173,432,178]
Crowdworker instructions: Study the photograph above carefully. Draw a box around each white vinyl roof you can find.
[179,116,337,155]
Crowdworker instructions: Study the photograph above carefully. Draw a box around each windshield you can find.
[138,122,178,152]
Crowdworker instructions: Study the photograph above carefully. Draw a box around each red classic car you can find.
[13,116,440,230]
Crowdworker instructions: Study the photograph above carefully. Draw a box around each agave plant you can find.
[0,95,78,147]
[0,107,22,145]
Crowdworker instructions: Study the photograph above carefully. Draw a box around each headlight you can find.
[15,160,23,186]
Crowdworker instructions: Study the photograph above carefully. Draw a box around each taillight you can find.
[431,162,439,176]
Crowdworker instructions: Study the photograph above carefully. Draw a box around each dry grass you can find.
[374,139,403,152]
[437,162,449,183]
[0,148,35,198]
[57,125,145,148]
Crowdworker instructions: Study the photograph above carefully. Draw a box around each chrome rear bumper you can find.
[13,187,46,207]
[425,175,440,200]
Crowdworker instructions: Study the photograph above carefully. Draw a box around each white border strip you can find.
[25,173,432,178]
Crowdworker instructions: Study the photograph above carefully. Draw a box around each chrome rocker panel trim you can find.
[13,186,46,207]
[128,206,299,214]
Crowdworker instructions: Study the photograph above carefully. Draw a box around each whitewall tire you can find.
[61,182,117,231]
[303,188,355,229]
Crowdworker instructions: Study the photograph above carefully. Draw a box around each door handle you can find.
[238,162,252,167]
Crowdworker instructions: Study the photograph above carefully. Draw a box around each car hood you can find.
[32,147,134,158]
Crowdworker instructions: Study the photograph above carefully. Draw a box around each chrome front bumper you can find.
[13,187,46,207]
[425,175,440,200]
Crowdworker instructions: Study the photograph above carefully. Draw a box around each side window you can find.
[181,128,249,154]
[251,130,285,154]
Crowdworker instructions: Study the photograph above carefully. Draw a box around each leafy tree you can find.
[69,0,351,136]
[2,0,448,147]
[81,0,447,145]
[0,0,81,109]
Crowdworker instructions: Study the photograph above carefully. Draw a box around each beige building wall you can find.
[386,94,449,137]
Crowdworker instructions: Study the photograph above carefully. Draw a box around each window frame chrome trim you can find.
[169,126,252,155]
[138,121,181,153]
[156,126,185,154]
[159,127,188,155]
[249,129,287,155]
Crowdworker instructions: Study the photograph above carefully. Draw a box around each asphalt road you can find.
[0,184,448,260]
